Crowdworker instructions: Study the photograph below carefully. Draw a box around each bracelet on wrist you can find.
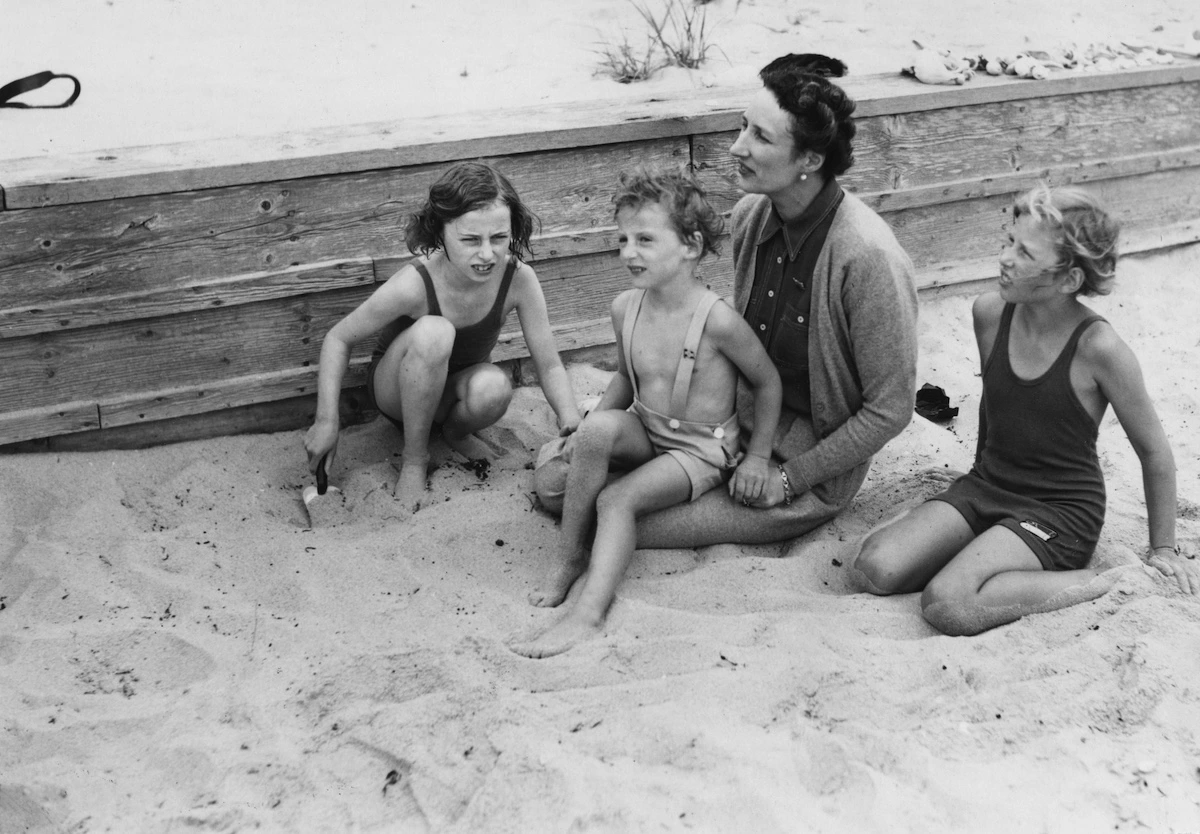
[778,465,794,506]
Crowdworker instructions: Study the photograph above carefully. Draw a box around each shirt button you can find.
[713,426,725,439]
[759,323,766,331]
[767,290,775,298]
[776,257,783,264]
[668,419,680,430]
[797,315,805,323]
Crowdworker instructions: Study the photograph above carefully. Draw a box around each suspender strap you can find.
[668,292,720,415]
[1,71,81,108]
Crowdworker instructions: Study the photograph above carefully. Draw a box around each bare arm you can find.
[1089,327,1192,593]
[970,292,1006,461]
[710,304,782,503]
[511,264,582,435]
[303,267,425,470]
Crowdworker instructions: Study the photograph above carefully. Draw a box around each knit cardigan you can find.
[731,190,919,507]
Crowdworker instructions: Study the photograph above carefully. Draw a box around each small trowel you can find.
[302,453,347,527]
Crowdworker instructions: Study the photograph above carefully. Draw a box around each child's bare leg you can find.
[921,526,1109,636]
[849,501,975,595]
[439,363,513,461]
[529,410,653,607]
[372,317,453,512]
[514,454,691,658]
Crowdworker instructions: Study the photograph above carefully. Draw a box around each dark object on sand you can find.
[1,71,81,108]
[302,454,347,526]
[915,383,959,423]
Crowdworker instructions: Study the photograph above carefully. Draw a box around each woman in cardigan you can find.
[536,54,919,547]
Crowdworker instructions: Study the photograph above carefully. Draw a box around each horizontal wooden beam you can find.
[859,145,1200,214]
[4,64,1199,208]
[98,359,369,429]
[1,258,375,339]
[0,401,100,447]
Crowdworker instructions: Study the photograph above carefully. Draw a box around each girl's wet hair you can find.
[613,166,725,260]
[405,162,539,259]
[759,53,856,177]
[1014,184,1120,296]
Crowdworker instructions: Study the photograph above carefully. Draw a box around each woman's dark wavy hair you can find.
[404,162,539,259]
[759,53,857,177]
[612,166,725,260]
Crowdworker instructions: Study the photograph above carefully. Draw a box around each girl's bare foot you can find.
[394,457,432,513]
[442,425,494,462]
[510,610,602,659]
[528,558,587,607]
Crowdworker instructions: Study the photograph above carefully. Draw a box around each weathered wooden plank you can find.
[694,80,1200,198]
[0,389,375,453]
[857,145,1200,214]
[1,258,375,340]
[0,401,100,446]
[1,288,372,414]
[5,65,1199,208]
[0,139,687,316]
[99,359,368,428]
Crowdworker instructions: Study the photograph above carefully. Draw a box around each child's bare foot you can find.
[510,610,602,659]
[528,558,587,607]
[393,457,432,513]
[442,426,495,462]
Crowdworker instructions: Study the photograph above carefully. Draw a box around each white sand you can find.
[4,0,1199,157]
[2,245,1198,831]
[3,1,1200,831]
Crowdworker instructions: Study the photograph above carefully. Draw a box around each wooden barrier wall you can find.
[3,64,1200,448]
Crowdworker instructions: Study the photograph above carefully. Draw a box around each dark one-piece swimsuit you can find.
[366,259,516,430]
[932,303,1107,571]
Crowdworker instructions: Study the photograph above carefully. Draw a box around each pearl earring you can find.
[800,173,808,181]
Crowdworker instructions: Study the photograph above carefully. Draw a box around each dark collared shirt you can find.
[743,178,844,416]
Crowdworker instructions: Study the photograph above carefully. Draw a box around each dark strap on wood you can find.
[0,71,81,109]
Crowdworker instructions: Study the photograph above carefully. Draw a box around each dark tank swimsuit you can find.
[366,259,516,428]
[933,303,1107,570]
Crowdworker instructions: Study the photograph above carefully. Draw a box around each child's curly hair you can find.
[612,166,725,260]
[405,162,538,259]
[1013,184,1121,297]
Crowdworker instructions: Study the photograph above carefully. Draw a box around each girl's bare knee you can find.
[405,316,456,365]
[463,366,513,414]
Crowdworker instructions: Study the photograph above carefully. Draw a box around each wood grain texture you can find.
[4,65,1198,208]
[1,258,375,339]
[0,401,100,446]
[99,359,369,428]
[0,139,686,326]
[1,288,372,413]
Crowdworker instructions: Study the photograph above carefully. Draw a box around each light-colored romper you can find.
[623,289,741,500]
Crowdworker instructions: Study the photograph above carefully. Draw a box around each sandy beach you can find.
[3,242,1198,831]
[4,1,1200,832]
